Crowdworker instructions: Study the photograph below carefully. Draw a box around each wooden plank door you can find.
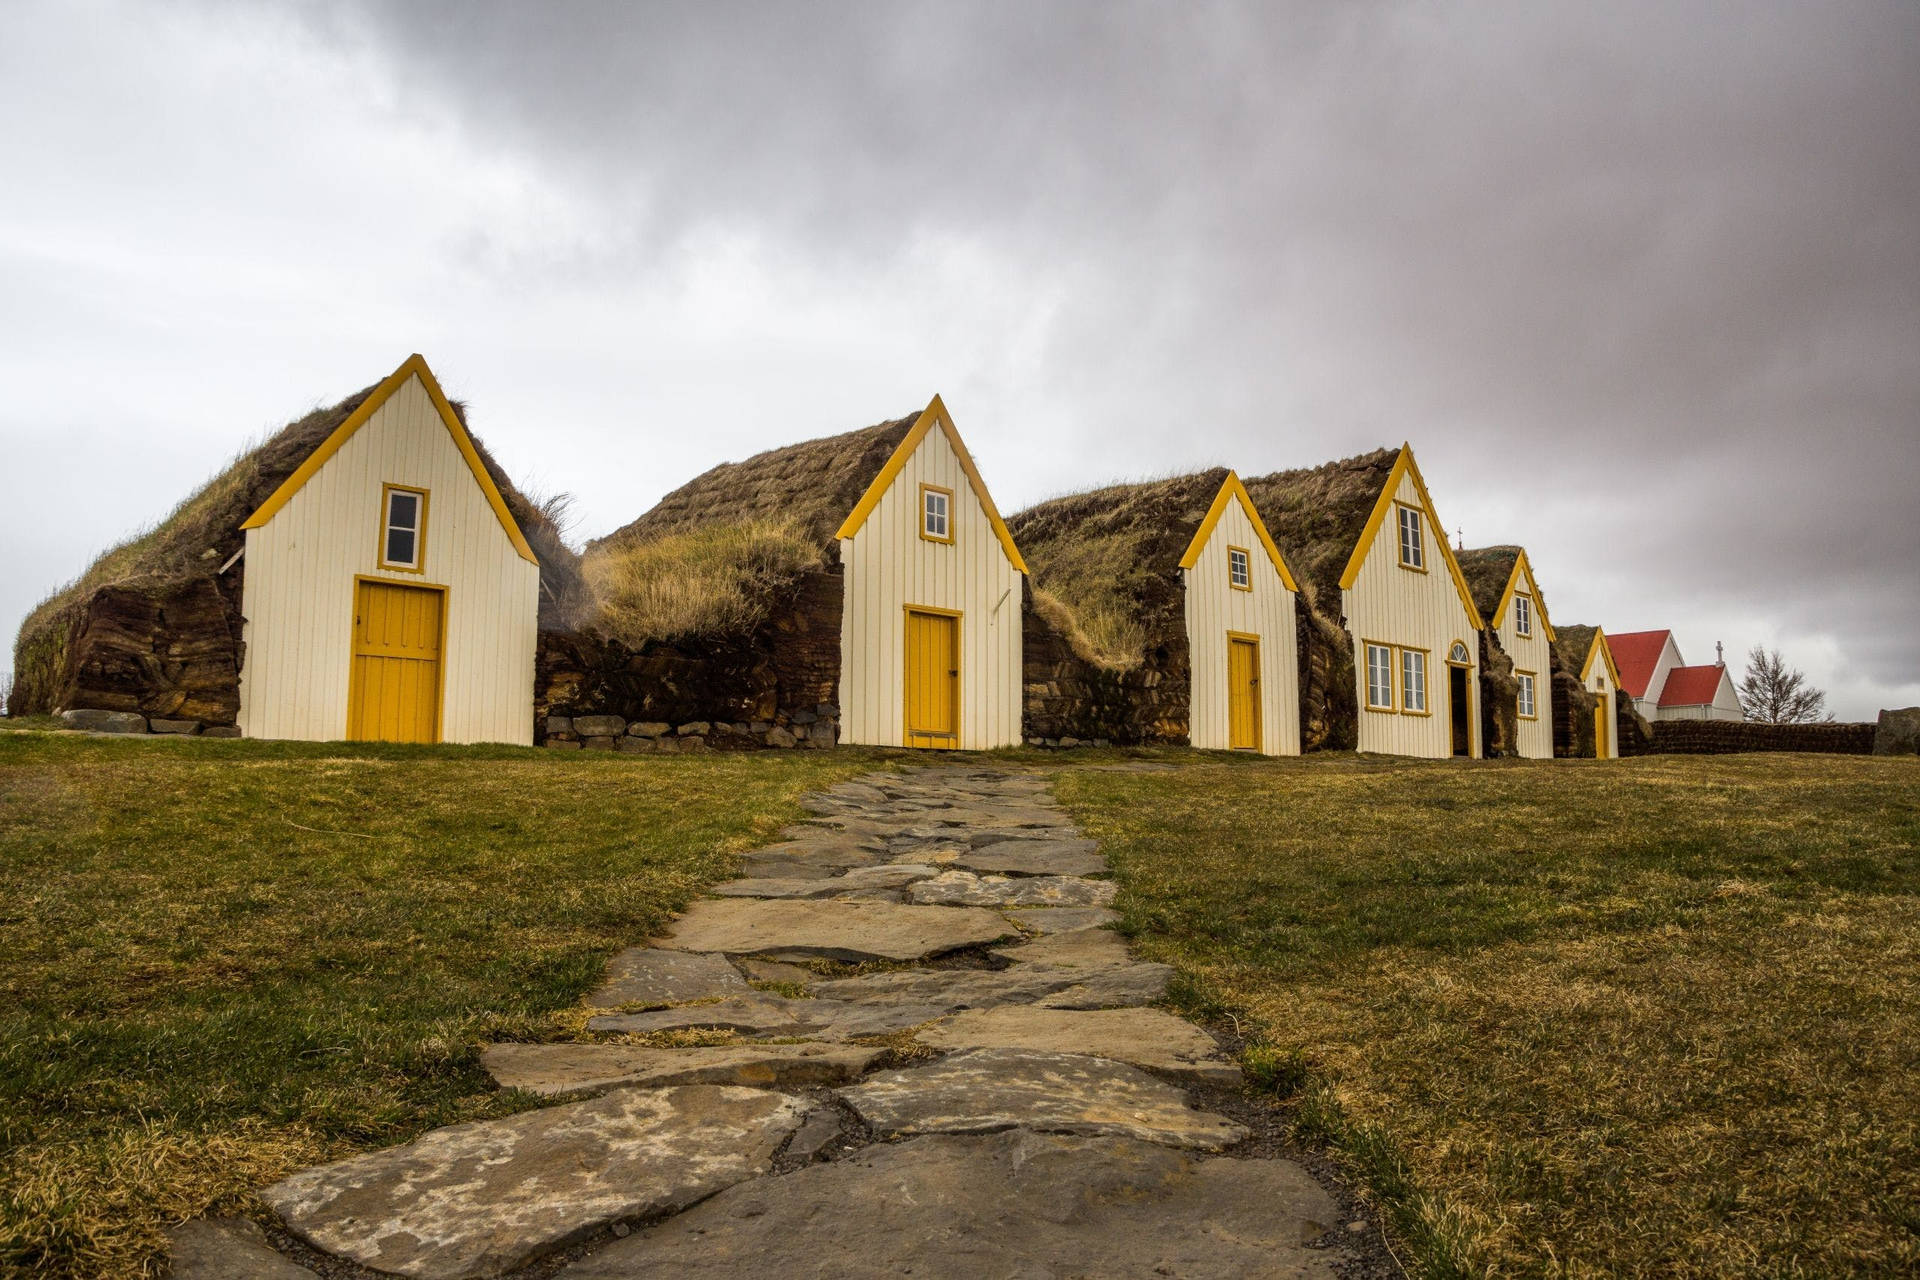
[1227,634,1261,751]
[348,580,443,743]
[903,609,959,748]
[1595,691,1610,758]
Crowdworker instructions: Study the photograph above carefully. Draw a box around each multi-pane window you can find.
[1514,594,1533,637]
[920,485,952,542]
[1397,505,1425,569]
[1517,672,1537,719]
[1228,547,1251,590]
[1402,648,1428,713]
[1365,643,1394,710]
[381,485,426,570]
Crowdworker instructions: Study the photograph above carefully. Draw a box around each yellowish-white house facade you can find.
[237,355,540,745]
[1179,473,1301,755]
[1580,629,1623,759]
[1340,446,1485,758]
[1485,549,1557,760]
[835,397,1028,749]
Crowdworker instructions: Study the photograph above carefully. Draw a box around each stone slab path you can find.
[183,766,1368,1279]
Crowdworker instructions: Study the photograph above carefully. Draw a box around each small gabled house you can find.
[584,396,1028,750]
[1610,629,1744,722]
[1458,545,1557,760]
[1246,446,1485,759]
[1554,624,1623,758]
[10,354,579,743]
[1007,470,1302,754]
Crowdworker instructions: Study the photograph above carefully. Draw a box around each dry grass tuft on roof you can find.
[1241,448,1399,615]
[1554,623,1601,675]
[581,413,916,645]
[1007,469,1232,669]
[1455,545,1524,625]
[584,520,823,648]
[9,382,583,716]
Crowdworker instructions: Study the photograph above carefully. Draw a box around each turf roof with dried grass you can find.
[1554,623,1602,676]
[1005,468,1234,667]
[1239,447,1401,615]
[1454,545,1525,624]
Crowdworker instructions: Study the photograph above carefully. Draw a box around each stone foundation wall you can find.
[1626,719,1875,755]
[1298,598,1358,752]
[1477,631,1522,759]
[1020,589,1183,747]
[535,567,845,750]
[1550,669,1598,758]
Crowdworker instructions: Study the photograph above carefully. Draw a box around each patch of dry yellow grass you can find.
[582,519,820,646]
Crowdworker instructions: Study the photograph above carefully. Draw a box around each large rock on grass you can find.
[585,949,748,1009]
[58,708,147,733]
[557,1130,1344,1279]
[837,1048,1245,1150]
[168,1219,317,1278]
[656,898,1011,962]
[481,1042,878,1096]
[1875,707,1920,756]
[264,1085,804,1280]
[916,1006,1240,1084]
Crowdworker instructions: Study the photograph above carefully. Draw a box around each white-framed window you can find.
[1514,594,1533,637]
[380,484,427,570]
[1517,672,1537,719]
[920,484,952,543]
[1402,648,1428,713]
[1227,547,1251,590]
[1397,504,1425,570]
[1365,643,1395,710]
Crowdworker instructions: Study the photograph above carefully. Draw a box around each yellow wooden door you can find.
[1227,635,1261,751]
[1594,691,1610,758]
[903,609,959,748]
[348,580,443,743]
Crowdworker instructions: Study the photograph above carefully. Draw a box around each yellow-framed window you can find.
[1396,503,1426,570]
[1401,647,1429,714]
[1364,642,1395,710]
[1227,546,1252,590]
[1517,671,1538,719]
[919,483,954,543]
[379,484,429,572]
[1514,594,1533,637]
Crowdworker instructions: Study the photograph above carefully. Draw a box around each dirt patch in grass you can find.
[1057,752,1920,1277]
[0,735,879,1278]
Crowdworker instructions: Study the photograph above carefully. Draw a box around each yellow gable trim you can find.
[1177,472,1299,592]
[1336,444,1483,628]
[833,395,1029,574]
[241,354,538,565]
[1581,629,1623,686]
[1490,548,1558,642]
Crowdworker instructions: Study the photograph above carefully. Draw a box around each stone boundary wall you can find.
[1020,588,1184,748]
[1627,719,1875,755]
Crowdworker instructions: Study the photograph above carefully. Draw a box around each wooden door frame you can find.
[901,604,962,749]
[1225,630,1262,752]
[1444,640,1475,759]
[1594,687,1610,758]
[348,574,448,743]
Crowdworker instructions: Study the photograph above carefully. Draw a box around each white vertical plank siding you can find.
[838,425,1024,749]
[1343,469,1482,759]
[1585,646,1619,759]
[1492,576,1554,759]
[237,374,539,744]
[1182,499,1300,755]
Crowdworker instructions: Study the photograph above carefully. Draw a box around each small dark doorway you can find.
[1448,666,1471,757]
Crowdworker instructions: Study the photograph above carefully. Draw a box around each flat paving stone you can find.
[709,863,939,900]
[1037,963,1175,1009]
[558,1130,1344,1279]
[908,870,1117,908]
[916,1006,1241,1084]
[657,898,1012,962]
[586,995,823,1037]
[169,1218,317,1279]
[738,841,887,880]
[481,1042,880,1095]
[995,924,1136,971]
[1004,906,1121,934]
[265,1085,805,1280]
[950,840,1107,877]
[737,959,815,986]
[585,949,748,1009]
[838,1048,1246,1150]
[810,964,1090,1010]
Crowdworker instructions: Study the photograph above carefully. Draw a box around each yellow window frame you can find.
[1393,501,1429,573]
[918,483,955,544]
[378,483,430,574]
[1399,644,1433,717]
[1227,545,1253,591]
[1516,669,1539,720]
[1362,639,1397,713]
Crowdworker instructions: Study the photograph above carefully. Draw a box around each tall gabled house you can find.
[1457,545,1557,760]
[1246,445,1485,758]
[1554,624,1623,758]
[1009,469,1303,754]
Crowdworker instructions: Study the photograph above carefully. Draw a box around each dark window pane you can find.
[388,491,419,531]
[386,527,416,565]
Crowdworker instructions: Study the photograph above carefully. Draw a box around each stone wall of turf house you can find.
[1297,597,1359,752]
[1625,718,1876,755]
[1020,584,1183,748]
[1551,666,1599,757]
[535,568,845,750]
[1477,630,1523,758]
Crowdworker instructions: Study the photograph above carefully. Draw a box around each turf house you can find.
[1242,445,1488,759]
[1457,545,1558,760]
[10,354,581,743]
[1007,470,1303,754]
[1554,624,1625,758]
[560,395,1030,750]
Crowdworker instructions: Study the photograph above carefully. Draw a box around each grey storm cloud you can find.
[3,0,1916,713]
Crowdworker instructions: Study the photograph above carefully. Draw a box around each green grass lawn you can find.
[1057,752,1920,1278]
[0,733,878,1278]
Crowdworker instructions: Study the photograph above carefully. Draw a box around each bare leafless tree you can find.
[1738,645,1830,724]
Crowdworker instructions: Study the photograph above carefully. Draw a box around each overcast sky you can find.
[3,0,1915,719]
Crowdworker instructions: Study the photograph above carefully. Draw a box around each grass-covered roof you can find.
[1006,468,1233,666]
[1554,623,1602,675]
[582,414,917,648]
[1240,447,1400,615]
[1455,545,1524,623]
